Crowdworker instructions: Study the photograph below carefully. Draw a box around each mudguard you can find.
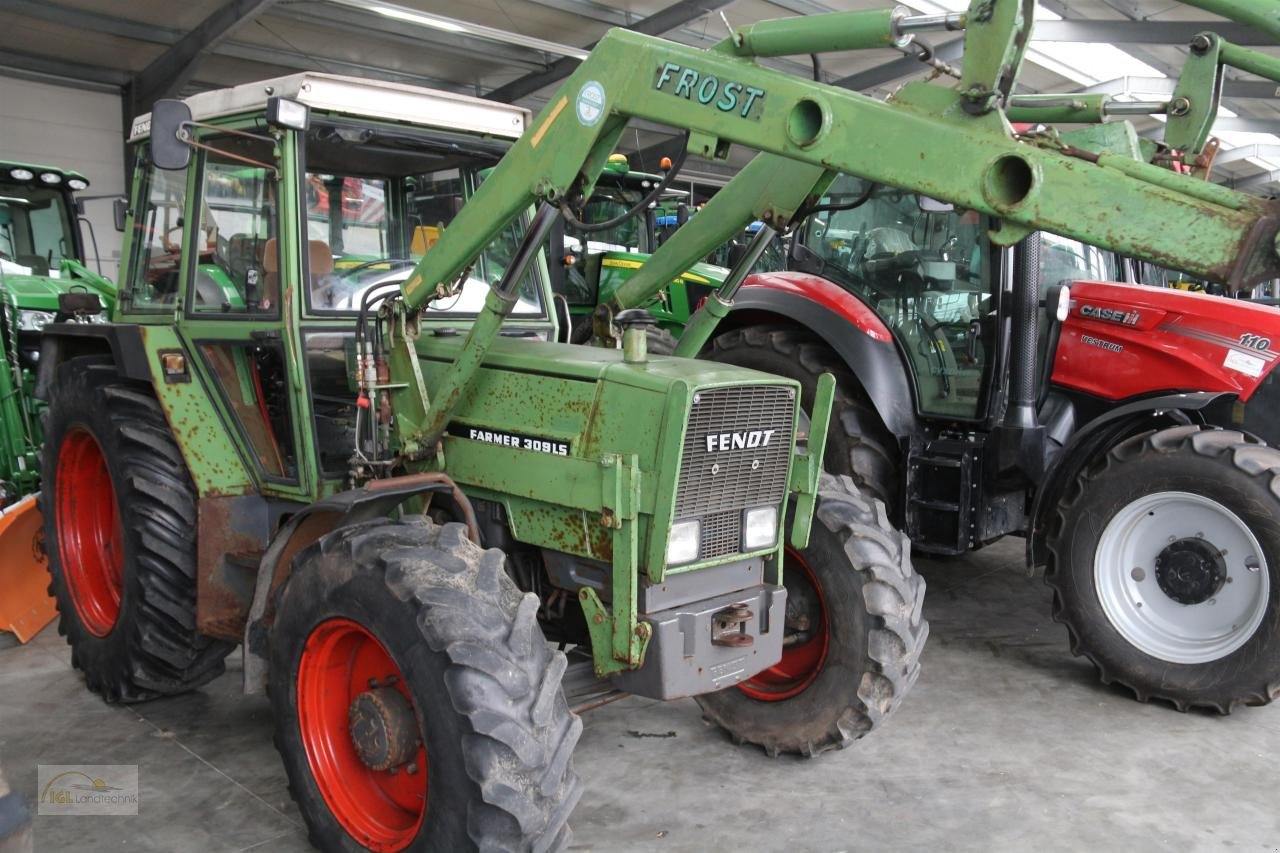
[35,323,151,400]
[1026,390,1232,569]
[719,272,918,438]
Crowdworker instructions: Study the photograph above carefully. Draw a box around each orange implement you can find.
[0,494,57,643]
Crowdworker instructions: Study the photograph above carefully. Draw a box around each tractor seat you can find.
[261,238,334,304]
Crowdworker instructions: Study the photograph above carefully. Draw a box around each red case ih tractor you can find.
[701,177,1280,711]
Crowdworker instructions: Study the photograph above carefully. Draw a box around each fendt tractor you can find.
[30,72,924,851]
[25,0,1280,849]
[0,161,115,643]
[572,2,1280,714]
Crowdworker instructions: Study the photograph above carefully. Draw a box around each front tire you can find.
[270,518,582,852]
[40,358,232,702]
[694,475,927,756]
[1046,425,1280,712]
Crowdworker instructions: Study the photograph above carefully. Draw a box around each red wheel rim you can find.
[55,427,125,637]
[738,547,830,701]
[297,618,426,852]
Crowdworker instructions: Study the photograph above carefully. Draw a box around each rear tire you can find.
[710,326,900,514]
[1046,425,1280,712]
[694,474,927,756]
[40,357,232,703]
[270,518,582,852]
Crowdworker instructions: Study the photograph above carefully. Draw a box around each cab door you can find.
[175,125,318,501]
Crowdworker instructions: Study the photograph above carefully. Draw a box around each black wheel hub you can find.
[1154,538,1227,605]
[347,686,419,771]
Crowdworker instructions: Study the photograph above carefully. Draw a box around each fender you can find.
[241,473,479,694]
[721,271,919,438]
[35,322,151,400]
[1026,390,1233,569]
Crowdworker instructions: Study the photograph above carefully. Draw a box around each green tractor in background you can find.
[553,153,783,344]
[0,160,116,643]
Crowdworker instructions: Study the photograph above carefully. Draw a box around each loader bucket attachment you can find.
[0,495,56,644]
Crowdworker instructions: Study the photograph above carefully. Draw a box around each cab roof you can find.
[128,72,529,144]
[0,161,89,187]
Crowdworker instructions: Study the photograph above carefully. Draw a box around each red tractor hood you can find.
[1053,281,1280,402]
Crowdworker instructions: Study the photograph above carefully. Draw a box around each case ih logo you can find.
[705,429,776,453]
[1080,304,1140,326]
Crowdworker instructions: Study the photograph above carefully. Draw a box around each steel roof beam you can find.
[0,49,129,91]
[130,0,279,107]
[1033,19,1269,46]
[278,3,549,72]
[485,0,735,104]
[1215,144,1280,165]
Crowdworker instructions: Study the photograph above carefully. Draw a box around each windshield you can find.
[1041,232,1119,286]
[801,175,991,418]
[302,123,545,316]
[0,182,76,276]
[563,177,647,254]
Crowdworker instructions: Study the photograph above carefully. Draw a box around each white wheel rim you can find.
[1094,490,1270,664]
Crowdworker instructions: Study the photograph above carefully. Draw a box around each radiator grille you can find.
[675,384,795,561]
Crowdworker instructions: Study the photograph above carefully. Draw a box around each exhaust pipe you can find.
[1005,234,1041,431]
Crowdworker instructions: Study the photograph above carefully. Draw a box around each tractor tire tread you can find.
[41,358,232,703]
[1045,425,1280,713]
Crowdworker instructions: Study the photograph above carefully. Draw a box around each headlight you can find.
[39,172,61,185]
[9,168,33,181]
[743,506,778,551]
[67,178,88,191]
[15,309,55,331]
[666,519,700,566]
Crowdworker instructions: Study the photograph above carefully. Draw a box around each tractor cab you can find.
[790,173,1121,426]
[112,74,554,499]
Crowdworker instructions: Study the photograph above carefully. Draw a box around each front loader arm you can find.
[403,16,1280,313]
[399,0,1280,451]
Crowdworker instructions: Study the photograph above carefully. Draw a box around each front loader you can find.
[31,72,922,851]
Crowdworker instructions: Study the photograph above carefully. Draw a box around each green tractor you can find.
[27,0,1280,845]
[0,161,115,644]
[0,161,115,505]
[554,153,784,344]
[31,71,924,850]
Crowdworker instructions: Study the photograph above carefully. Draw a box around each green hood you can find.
[0,263,115,312]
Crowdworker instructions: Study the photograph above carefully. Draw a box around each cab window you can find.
[300,123,546,318]
[122,146,187,312]
[799,176,991,419]
[191,135,281,315]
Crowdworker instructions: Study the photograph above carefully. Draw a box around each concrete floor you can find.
[3,537,1279,852]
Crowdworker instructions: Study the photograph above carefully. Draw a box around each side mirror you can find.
[1045,283,1071,323]
[150,99,193,171]
[917,196,954,213]
[112,197,128,232]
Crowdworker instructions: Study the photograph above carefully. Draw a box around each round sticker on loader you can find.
[576,81,606,126]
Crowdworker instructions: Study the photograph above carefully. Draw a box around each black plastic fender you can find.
[35,322,151,400]
[718,286,919,439]
[1026,390,1234,569]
